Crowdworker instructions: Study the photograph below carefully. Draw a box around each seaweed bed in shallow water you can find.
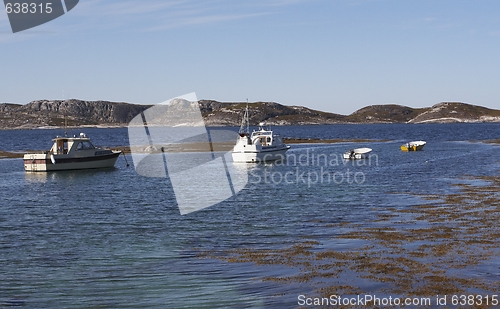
[198,174,500,308]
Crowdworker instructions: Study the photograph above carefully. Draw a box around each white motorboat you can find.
[343,147,372,160]
[24,133,121,172]
[232,105,290,163]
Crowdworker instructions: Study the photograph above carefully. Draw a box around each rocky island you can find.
[1,99,499,130]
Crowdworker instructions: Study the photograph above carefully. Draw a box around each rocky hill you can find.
[408,102,500,123]
[199,100,345,126]
[160,100,500,125]
[345,104,427,123]
[1,99,499,129]
[0,100,152,129]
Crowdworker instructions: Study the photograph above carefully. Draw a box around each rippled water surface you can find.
[0,124,499,308]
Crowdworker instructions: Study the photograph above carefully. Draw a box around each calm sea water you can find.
[0,123,499,308]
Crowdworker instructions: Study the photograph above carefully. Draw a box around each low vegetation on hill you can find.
[0,100,151,129]
[409,102,500,123]
[1,99,499,129]
[346,104,428,123]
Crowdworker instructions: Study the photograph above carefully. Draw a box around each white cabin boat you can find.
[232,106,290,163]
[23,133,121,172]
[343,148,372,160]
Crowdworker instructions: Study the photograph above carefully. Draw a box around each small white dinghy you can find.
[343,147,372,160]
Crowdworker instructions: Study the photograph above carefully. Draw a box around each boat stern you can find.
[23,153,51,172]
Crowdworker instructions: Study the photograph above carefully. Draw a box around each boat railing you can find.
[24,150,50,155]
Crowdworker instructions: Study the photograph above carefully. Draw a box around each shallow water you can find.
[0,123,499,308]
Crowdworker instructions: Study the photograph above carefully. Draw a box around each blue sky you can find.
[1,0,500,115]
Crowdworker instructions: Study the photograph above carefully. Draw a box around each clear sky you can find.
[1,0,500,115]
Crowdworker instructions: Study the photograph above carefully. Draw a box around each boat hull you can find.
[343,148,372,160]
[232,147,289,163]
[24,152,121,172]
[343,152,370,160]
[400,144,425,152]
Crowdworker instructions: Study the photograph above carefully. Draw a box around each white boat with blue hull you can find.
[24,133,121,172]
[232,105,290,163]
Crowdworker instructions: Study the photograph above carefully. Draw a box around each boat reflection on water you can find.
[24,166,119,183]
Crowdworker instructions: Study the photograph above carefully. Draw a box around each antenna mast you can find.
[238,99,250,136]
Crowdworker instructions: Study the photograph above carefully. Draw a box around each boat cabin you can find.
[251,130,273,146]
[50,133,95,155]
[248,123,286,147]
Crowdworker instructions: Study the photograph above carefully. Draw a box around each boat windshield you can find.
[76,141,95,150]
[252,131,271,137]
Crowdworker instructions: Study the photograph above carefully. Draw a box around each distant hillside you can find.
[346,104,428,123]
[200,101,500,125]
[199,100,345,126]
[0,100,152,129]
[408,102,500,123]
[1,99,499,129]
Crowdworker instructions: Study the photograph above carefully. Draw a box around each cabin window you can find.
[267,137,271,143]
[77,141,94,150]
[56,140,63,154]
[54,140,69,154]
